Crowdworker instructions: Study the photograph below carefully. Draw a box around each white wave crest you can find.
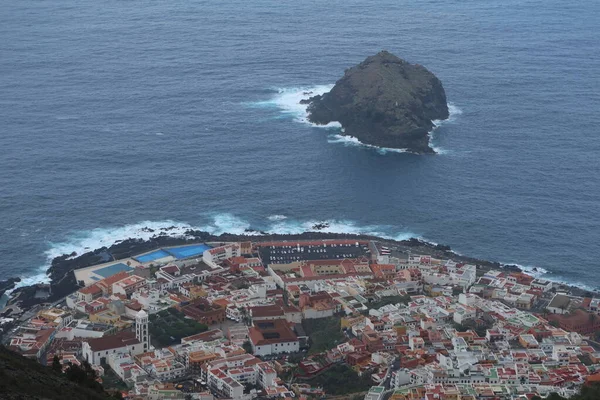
[13,212,600,295]
[251,86,462,155]
[10,220,199,293]
[432,102,463,127]
[327,134,409,155]
[249,85,341,128]
[263,217,418,242]
[43,220,197,263]
[12,214,419,292]
[499,262,549,278]
[198,213,256,235]
[267,214,288,221]
[13,267,51,289]
[429,102,462,153]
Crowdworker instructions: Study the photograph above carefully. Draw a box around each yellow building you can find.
[89,310,130,330]
[38,308,71,327]
[189,285,208,299]
[341,315,365,329]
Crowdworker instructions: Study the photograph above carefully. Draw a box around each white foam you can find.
[267,214,288,221]
[263,217,418,242]
[250,85,341,128]
[327,134,409,155]
[43,220,197,263]
[499,262,549,278]
[496,261,600,292]
[429,102,462,154]
[12,214,419,293]
[6,221,201,295]
[432,102,463,127]
[198,213,255,235]
[14,267,51,289]
[252,86,462,155]
[18,210,597,295]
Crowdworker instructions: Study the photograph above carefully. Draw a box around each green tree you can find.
[242,340,253,354]
[51,355,62,374]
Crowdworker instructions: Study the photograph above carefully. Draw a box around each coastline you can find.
[2,227,596,324]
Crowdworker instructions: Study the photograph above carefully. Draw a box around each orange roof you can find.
[587,373,600,383]
[79,284,102,295]
[249,319,298,346]
[97,271,130,288]
[212,298,231,308]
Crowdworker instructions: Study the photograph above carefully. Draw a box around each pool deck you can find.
[73,242,213,286]
[74,259,142,286]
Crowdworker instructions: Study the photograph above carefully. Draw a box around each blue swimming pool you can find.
[94,263,134,278]
[166,244,211,259]
[135,249,171,263]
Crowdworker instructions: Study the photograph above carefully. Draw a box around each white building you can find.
[82,310,148,365]
[547,294,571,315]
[207,367,245,399]
[392,369,412,387]
[249,320,300,356]
[204,243,241,267]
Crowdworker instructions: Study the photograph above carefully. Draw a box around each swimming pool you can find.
[166,244,211,259]
[94,263,134,278]
[135,249,171,263]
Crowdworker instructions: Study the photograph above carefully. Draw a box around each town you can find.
[3,239,600,400]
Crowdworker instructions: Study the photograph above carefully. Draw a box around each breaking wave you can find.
[248,85,341,128]
[429,102,463,154]
[13,210,596,295]
[327,134,409,155]
[267,214,288,221]
[11,214,418,293]
[250,86,462,155]
[498,262,549,278]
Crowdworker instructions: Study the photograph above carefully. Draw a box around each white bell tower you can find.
[135,310,149,351]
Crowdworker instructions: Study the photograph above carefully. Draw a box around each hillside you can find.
[0,346,117,400]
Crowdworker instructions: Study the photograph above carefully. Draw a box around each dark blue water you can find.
[1,0,599,290]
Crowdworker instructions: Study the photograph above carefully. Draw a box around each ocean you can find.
[1,0,599,291]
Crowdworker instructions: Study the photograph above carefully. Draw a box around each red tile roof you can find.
[79,284,102,295]
[85,331,139,352]
[97,271,131,289]
[249,319,298,346]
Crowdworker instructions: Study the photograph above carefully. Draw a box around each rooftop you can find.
[84,331,139,352]
[249,319,298,346]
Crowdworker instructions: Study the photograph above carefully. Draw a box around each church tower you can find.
[135,310,149,351]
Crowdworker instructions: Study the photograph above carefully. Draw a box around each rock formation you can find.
[304,51,449,153]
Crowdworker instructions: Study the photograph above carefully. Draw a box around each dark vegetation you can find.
[302,316,344,354]
[304,364,371,395]
[368,294,411,310]
[453,319,493,338]
[242,340,253,354]
[149,308,208,347]
[0,346,120,399]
